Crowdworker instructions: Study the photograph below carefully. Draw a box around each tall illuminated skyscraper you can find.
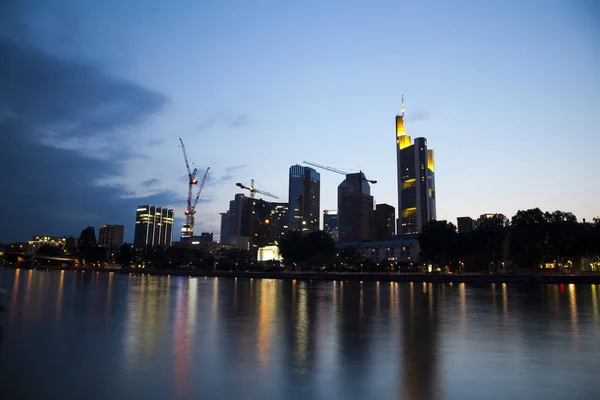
[396,95,436,235]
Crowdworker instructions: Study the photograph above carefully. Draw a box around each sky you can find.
[1,0,598,243]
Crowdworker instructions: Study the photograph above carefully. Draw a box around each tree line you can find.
[419,208,600,272]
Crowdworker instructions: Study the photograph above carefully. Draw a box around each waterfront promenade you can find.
[2,264,600,284]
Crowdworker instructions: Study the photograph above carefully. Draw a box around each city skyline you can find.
[1,0,599,243]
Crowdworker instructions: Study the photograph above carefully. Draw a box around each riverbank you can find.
[2,263,600,284]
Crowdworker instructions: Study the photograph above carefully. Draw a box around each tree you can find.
[509,208,547,269]
[544,211,581,271]
[36,244,61,257]
[278,230,336,268]
[116,243,134,267]
[65,236,77,256]
[419,220,458,269]
[278,230,307,264]
[474,214,509,272]
[78,226,98,264]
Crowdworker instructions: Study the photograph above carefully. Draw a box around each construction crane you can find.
[235,179,279,199]
[179,137,199,241]
[303,161,377,184]
[303,160,376,241]
[183,166,210,238]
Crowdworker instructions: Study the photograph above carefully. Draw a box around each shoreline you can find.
[2,264,600,284]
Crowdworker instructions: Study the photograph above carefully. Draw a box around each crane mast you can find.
[179,137,202,242]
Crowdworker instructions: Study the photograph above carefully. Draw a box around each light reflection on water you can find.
[1,268,600,400]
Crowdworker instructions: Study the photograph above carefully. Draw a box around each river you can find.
[1,267,599,399]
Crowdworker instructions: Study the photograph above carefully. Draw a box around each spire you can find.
[401,93,404,117]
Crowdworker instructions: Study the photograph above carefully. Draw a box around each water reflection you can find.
[1,269,600,400]
[56,270,64,322]
[9,268,20,323]
[294,282,309,373]
[400,279,440,400]
[592,285,598,328]
[568,284,579,346]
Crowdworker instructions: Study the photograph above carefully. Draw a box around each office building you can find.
[288,164,320,232]
[396,96,436,234]
[242,198,273,249]
[27,236,67,254]
[98,225,124,248]
[220,193,248,249]
[133,205,174,249]
[457,217,474,234]
[373,204,396,241]
[323,210,339,241]
[269,202,290,243]
[338,172,374,242]
[191,232,213,244]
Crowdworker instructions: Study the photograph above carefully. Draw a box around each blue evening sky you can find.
[3,0,599,241]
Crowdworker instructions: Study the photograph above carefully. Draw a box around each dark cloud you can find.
[0,33,168,242]
[196,113,251,132]
[142,178,160,188]
[207,164,247,187]
[225,164,246,173]
[408,110,430,123]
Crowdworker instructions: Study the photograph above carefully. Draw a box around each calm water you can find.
[1,268,599,400]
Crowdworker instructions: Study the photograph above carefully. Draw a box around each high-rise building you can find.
[373,204,396,241]
[338,172,374,242]
[220,193,248,249]
[323,210,339,241]
[133,205,174,249]
[98,225,124,248]
[242,198,273,249]
[288,165,320,232]
[396,96,436,235]
[219,211,232,244]
[457,217,474,234]
[269,202,290,243]
[323,210,338,233]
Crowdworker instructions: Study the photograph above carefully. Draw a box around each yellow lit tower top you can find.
[396,93,411,149]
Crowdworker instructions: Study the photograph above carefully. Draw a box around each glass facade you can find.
[288,165,320,232]
[133,205,174,249]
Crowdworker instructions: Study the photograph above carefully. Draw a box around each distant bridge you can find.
[2,252,75,264]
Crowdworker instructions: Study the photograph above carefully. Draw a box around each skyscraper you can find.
[288,165,320,232]
[133,205,174,249]
[98,225,124,248]
[338,173,374,242]
[220,193,248,249]
[373,204,395,240]
[269,202,290,243]
[396,95,436,235]
[323,210,339,241]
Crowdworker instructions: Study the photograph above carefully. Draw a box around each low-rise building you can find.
[27,236,67,254]
[337,236,419,264]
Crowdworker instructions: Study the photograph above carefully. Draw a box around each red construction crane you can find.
[183,166,210,238]
[303,160,376,241]
[179,137,199,241]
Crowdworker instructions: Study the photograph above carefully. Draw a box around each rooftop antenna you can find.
[401,93,405,117]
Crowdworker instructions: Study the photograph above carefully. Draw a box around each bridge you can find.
[2,251,75,265]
